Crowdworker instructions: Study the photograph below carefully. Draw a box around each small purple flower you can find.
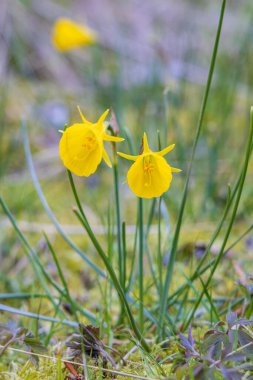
[246,236,253,250]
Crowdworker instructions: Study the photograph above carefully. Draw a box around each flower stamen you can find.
[143,156,155,187]
[82,136,97,152]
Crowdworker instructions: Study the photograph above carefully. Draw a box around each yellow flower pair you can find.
[53,18,181,197]
[59,109,181,198]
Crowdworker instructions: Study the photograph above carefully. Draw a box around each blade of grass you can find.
[246,296,253,319]
[0,304,78,328]
[44,295,63,346]
[43,233,79,323]
[44,232,97,324]
[219,297,245,316]
[198,276,219,323]
[174,289,189,325]
[145,244,160,296]
[158,0,227,339]
[163,89,186,167]
[0,293,49,300]
[180,273,214,320]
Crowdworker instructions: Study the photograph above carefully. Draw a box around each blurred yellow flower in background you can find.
[59,108,124,176]
[118,133,181,198]
[52,18,98,52]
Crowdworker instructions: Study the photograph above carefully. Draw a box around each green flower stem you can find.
[158,0,227,339]
[145,199,160,296]
[107,125,124,287]
[73,208,150,352]
[126,208,139,292]
[128,198,159,296]
[67,170,88,224]
[109,126,126,325]
[138,197,144,332]
[158,197,163,297]
[112,151,123,287]
[122,221,127,291]
[157,132,163,297]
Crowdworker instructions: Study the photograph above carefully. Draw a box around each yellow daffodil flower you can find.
[59,108,124,176]
[117,133,181,199]
[52,18,98,52]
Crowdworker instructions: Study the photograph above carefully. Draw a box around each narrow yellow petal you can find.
[117,152,138,161]
[102,148,112,168]
[98,109,110,125]
[143,132,150,153]
[157,144,175,156]
[171,167,182,172]
[103,134,124,142]
[77,106,92,125]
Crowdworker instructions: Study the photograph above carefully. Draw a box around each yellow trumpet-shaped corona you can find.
[52,18,98,52]
[117,133,181,198]
[59,108,124,176]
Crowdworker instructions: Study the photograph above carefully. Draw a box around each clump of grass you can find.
[1,0,253,378]
[1,313,253,379]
